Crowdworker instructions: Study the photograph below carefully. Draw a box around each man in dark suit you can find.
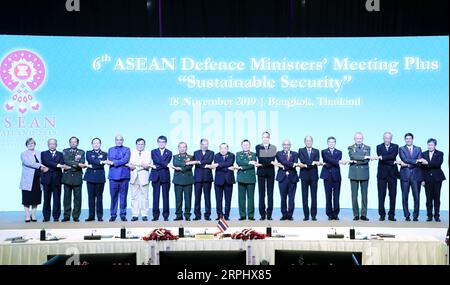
[320,136,345,220]
[83,138,107,222]
[376,132,399,221]
[398,133,423,221]
[41,138,66,222]
[276,139,299,221]
[298,136,321,221]
[421,138,446,222]
[62,136,86,222]
[188,138,214,221]
[212,143,235,221]
[255,132,277,221]
[149,135,172,221]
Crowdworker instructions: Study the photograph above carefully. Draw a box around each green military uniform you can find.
[348,144,370,218]
[62,148,85,221]
[236,151,257,219]
[172,153,195,220]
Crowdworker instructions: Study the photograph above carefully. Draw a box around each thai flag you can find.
[216,217,229,233]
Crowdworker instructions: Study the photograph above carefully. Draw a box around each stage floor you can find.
[1,208,448,231]
[1,208,448,265]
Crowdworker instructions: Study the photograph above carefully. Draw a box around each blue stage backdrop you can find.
[0,35,448,212]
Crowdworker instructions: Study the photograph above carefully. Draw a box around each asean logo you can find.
[1,50,46,114]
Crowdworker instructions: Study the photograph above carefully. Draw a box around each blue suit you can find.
[276,151,299,219]
[298,147,320,219]
[150,148,172,220]
[320,148,342,219]
[84,150,107,220]
[193,149,214,219]
[108,146,131,219]
[41,150,64,221]
[214,152,235,219]
[399,145,423,219]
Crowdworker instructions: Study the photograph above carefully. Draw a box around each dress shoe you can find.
[185,217,191,221]
[267,217,273,221]
[435,217,441,222]
[303,217,309,221]
[413,217,418,222]
[151,218,158,221]
[193,217,201,221]
[120,217,127,222]
[215,216,221,221]
[248,217,255,221]
[405,217,411,221]
[334,216,340,220]
[426,217,433,222]
[31,218,37,222]
[238,217,246,221]
[353,216,359,221]
[164,218,169,221]
[360,216,369,221]
[328,217,333,221]
[260,217,266,221]
[43,219,50,222]
[388,217,396,221]
[174,217,183,221]
[85,218,95,222]
[312,217,317,221]
[142,216,148,221]
[288,217,294,221]
[109,217,116,222]
[131,217,138,222]
[224,217,230,221]
[53,219,59,222]
[204,217,211,221]
[73,219,80,222]
[379,216,385,221]
[25,219,31,223]
[97,218,103,222]
[280,216,287,221]
[62,218,70,222]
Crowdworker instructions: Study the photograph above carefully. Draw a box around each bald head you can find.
[282,139,291,152]
[115,135,124,146]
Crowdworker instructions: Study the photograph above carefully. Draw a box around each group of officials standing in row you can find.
[20,131,446,223]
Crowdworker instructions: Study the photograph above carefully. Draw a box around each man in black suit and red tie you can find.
[376,132,399,221]
[421,138,446,222]
[298,136,321,221]
[40,138,68,222]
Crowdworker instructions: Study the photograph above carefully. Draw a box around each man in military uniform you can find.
[348,132,376,221]
[62,136,86,222]
[235,139,258,221]
[172,142,195,221]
